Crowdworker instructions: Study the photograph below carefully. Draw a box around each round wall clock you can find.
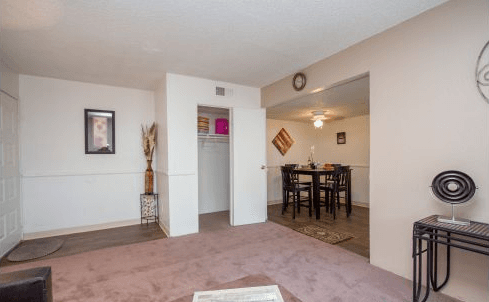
[292,72,306,91]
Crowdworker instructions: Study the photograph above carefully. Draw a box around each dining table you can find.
[294,167,352,219]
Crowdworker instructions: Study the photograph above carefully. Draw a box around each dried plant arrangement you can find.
[142,122,157,161]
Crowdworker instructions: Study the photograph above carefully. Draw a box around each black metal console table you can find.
[140,193,159,224]
[412,215,489,302]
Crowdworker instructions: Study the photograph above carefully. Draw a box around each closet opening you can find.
[197,105,231,232]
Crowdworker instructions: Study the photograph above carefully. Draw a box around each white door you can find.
[0,90,21,256]
[230,108,267,226]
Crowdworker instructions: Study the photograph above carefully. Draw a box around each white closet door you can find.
[0,92,21,256]
[230,108,267,226]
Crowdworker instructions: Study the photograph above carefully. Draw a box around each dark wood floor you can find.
[1,205,368,268]
[0,223,166,268]
[267,202,369,259]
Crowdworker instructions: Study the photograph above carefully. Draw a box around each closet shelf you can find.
[198,134,229,139]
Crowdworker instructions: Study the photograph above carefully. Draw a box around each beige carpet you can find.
[1,222,461,302]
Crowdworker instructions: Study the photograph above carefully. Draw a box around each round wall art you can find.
[476,40,489,103]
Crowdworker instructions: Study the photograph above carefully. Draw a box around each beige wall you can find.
[314,115,369,166]
[267,119,316,202]
[315,115,370,205]
[262,1,489,301]
[19,75,155,234]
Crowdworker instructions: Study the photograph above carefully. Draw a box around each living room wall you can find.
[20,75,155,236]
[262,0,489,301]
[159,73,261,237]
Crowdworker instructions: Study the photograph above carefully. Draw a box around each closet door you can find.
[230,108,266,226]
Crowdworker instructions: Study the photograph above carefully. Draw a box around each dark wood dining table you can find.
[294,167,352,219]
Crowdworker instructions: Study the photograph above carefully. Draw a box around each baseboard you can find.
[268,199,369,208]
[158,220,170,237]
[23,219,141,240]
[351,201,369,208]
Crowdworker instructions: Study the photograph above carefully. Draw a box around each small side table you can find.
[412,215,489,302]
[140,193,159,224]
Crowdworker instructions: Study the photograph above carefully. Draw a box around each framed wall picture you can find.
[85,109,115,154]
[337,132,346,144]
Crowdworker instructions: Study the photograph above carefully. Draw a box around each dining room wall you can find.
[261,1,489,301]
[266,119,316,203]
[314,115,370,205]
[267,116,370,206]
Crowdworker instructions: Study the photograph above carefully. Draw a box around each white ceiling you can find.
[1,0,447,90]
[266,74,369,123]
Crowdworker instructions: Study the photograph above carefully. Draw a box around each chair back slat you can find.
[328,165,350,188]
[338,166,349,187]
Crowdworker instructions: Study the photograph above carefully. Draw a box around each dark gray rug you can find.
[7,238,64,262]
[292,224,353,245]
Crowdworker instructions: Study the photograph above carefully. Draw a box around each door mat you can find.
[7,238,64,262]
[292,224,353,245]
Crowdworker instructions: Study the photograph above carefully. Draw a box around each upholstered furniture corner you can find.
[0,266,53,302]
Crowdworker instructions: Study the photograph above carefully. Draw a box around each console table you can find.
[140,193,159,224]
[412,215,489,302]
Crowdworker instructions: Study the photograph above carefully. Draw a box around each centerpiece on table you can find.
[142,122,157,194]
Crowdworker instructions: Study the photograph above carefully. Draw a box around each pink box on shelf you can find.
[215,118,229,135]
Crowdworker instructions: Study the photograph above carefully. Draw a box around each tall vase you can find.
[145,160,154,194]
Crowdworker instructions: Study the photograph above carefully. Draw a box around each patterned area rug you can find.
[292,224,353,245]
[7,238,64,262]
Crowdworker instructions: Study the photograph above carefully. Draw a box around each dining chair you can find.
[319,167,338,219]
[280,166,313,219]
[284,164,311,186]
[329,166,351,218]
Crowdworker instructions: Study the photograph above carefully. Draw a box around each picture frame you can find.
[85,109,115,154]
[337,132,346,144]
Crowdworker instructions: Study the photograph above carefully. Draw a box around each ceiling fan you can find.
[310,110,334,128]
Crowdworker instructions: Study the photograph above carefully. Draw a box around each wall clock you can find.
[292,72,306,91]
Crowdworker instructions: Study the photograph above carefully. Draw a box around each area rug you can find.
[7,238,64,262]
[170,274,302,302]
[292,224,353,245]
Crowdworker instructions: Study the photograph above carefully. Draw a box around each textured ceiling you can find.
[1,0,447,90]
[266,75,369,123]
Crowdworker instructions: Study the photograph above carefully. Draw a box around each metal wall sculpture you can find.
[476,40,489,103]
[431,170,476,225]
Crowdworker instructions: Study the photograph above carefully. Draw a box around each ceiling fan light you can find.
[314,119,323,128]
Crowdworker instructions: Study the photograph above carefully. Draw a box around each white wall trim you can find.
[266,164,369,169]
[158,220,170,237]
[22,171,144,178]
[267,199,369,208]
[23,219,141,240]
[157,170,196,176]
